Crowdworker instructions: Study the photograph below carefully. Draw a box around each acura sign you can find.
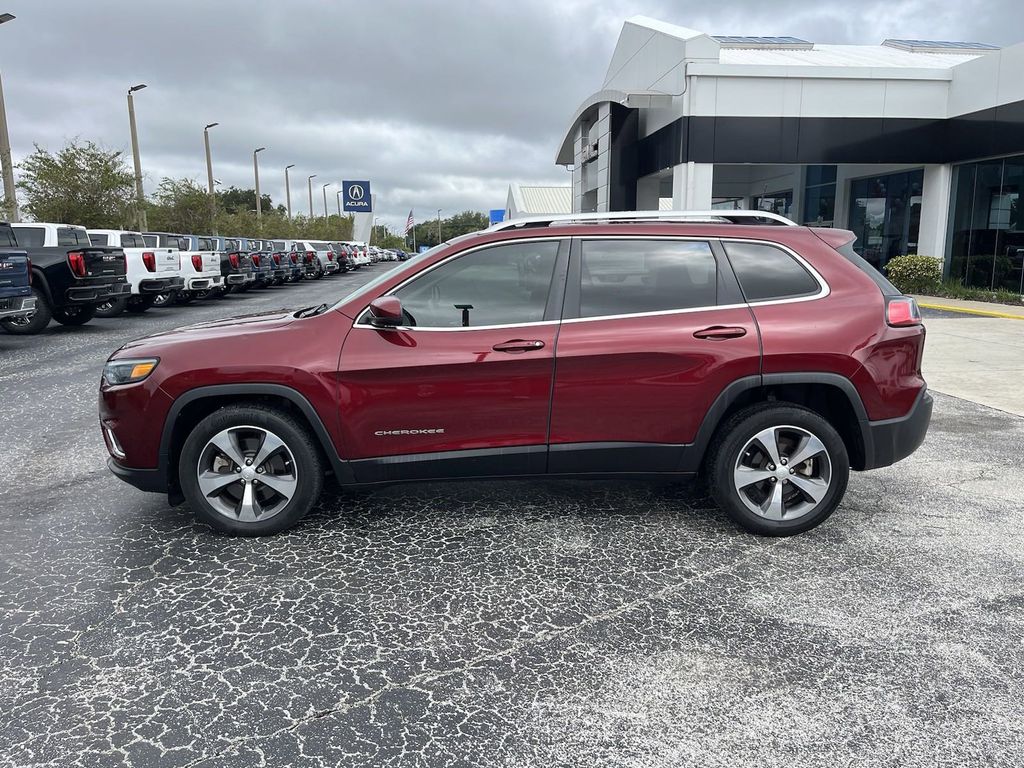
[343,180,372,212]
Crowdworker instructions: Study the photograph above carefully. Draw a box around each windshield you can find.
[332,240,458,311]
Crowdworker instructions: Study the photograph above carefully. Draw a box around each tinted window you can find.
[272,241,286,250]
[197,237,217,250]
[58,228,90,247]
[142,235,158,248]
[579,240,717,318]
[15,227,45,247]
[392,241,560,328]
[89,234,105,247]
[724,241,820,301]
[159,235,186,250]
[0,225,15,247]
[120,234,146,248]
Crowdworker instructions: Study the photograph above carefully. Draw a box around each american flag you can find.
[404,210,414,235]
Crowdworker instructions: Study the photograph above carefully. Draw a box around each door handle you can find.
[492,339,546,353]
[693,326,747,340]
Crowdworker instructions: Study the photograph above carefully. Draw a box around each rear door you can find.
[548,237,760,473]
[337,238,568,482]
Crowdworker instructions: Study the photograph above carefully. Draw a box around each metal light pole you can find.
[307,174,316,218]
[0,13,19,222]
[322,183,330,220]
[436,208,442,245]
[127,83,148,231]
[253,147,265,230]
[335,189,342,216]
[203,122,218,232]
[284,164,295,219]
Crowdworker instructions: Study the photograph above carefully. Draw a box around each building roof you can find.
[718,44,984,69]
[507,184,572,217]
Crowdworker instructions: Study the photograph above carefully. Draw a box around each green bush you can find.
[884,254,943,294]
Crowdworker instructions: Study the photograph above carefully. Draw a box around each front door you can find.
[338,238,568,482]
[548,237,761,473]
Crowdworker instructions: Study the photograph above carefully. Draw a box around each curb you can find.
[918,302,1024,321]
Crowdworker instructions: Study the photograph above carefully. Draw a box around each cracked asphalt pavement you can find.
[1,273,1023,767]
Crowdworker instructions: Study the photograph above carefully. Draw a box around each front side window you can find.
[724,241,820,302]
[391,241,560,328]
[578,240,717,318]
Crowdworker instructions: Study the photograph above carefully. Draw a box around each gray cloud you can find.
[1,0,1022,231]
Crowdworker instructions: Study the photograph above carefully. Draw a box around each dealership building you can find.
[556,17,1024,291]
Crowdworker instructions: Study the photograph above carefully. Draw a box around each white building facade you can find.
[556,17,1024,292]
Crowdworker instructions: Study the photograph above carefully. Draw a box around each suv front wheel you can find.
[178,405,324,536]
[707,404,849,536]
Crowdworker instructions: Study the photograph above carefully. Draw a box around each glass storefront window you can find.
[948,154,1024,293]
[753,190,793,217]
[803,165,837,226]
[847,170,923,271]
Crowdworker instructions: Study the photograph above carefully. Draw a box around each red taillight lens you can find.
[191,254,202,271]
[229,252,239,268]
[273,254,281,265]
[290,252,298,263]
[327,251,334,261]
[68,251,87,277]
[252,255,260,267]
[142,251,156,272]
[306,250,315,262]
[886,296,922,327]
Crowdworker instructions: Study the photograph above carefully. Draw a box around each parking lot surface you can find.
[2,274,1023,767]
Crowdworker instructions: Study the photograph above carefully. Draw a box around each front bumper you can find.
[66,280,131,303]
[107,457,166,494]
[861,388,933,470]
[0,294,36,320]
[139,276,185,294]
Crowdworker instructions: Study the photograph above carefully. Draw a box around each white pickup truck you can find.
[87,229,184,316]
[142,232,223,304]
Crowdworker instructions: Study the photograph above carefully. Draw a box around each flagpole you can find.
[412,211,416,252]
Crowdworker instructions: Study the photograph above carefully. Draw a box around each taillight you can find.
[306,250,315,262]
[273,254,281,265]
[290,252,298,263]
[327,251,334,261]
[252,255,260,267]
[191,254,202,271]
[142,251,156,272]
[68,251,87,277]
[886,296,922,327]
[229,252,239,268]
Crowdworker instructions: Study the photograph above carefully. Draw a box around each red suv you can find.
[100,212,931,537]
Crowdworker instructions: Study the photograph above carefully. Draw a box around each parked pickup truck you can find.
[142,232,222,304]
[0,223,36,329]
[87,229,184,317]
[227,237,271,287]
[207,236,252,295]
[3,222,129,334]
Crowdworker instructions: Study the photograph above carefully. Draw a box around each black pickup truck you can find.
[2,222,130,334]
[0,224,36,328]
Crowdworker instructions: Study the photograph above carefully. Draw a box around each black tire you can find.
[706,404,849,537]
[217,285,233,297]
[94,296,128,318]
[174,291,195,305]
[0,286,51,334]
[193,288,215,300]
[153,291,176,307]
[51,303,96,326]
[126,295,157,313]
[236,282,250,293]
[178,405,325,536]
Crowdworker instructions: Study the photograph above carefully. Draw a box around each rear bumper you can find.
[107,457,165,494]
[861,389,933,470]
[185,275,223,291]
[226,273,246,285]
[324,262,340,273]
[0,295,36,320]
[66,280,131,304]
[139,277,184,294]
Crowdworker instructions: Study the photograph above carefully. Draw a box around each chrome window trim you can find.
[353,234,829,331]
[353,236,565,332]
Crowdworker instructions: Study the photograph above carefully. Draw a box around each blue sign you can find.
[343,180,372,212]
[489,209,506,226]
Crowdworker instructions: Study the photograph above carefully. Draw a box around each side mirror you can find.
[368,296,404,328]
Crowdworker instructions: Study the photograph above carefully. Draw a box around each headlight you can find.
[103,358,159,386]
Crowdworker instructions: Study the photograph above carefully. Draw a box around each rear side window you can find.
[58,228,89,247]
[579,240,717,318]
[724,241,820,302]
[16,227,45,247]
[120,234,145,248]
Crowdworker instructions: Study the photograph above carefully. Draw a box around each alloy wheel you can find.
[733,425,832,521]
[196,426,298,522]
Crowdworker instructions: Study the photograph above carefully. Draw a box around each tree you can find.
[148,177,213,234]
[16,140,135,228]
[411,210,489,247]
[216,186,273,215]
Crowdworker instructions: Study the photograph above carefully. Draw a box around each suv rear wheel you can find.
[707,404,849,536]
[178,405,324,536]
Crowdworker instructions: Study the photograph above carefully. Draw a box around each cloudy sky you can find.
[2,0,1022,231]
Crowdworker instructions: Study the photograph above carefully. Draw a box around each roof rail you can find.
[488,209,797,231]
